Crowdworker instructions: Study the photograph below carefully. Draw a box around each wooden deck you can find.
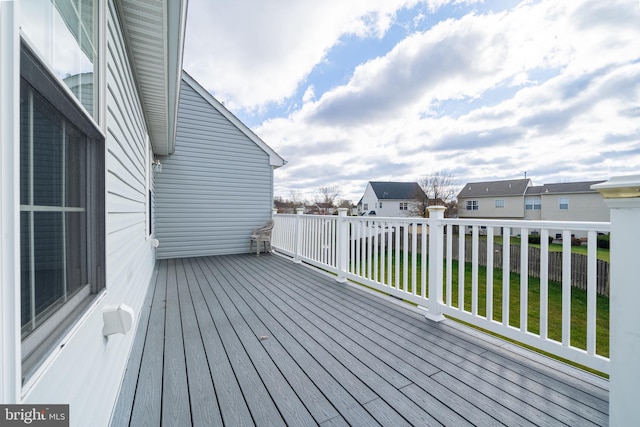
[111,253,608,426]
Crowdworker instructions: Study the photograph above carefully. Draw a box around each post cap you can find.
[592,175,640,199]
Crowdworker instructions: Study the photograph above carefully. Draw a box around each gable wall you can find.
[541,192,609,222]
[154,79,274,258]
[360,183,378,214]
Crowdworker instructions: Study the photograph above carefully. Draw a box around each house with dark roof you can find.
[358,182,426,217]
[458,179,532,219]
[457,178,609,235]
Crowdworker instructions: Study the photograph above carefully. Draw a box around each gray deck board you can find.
[212,258,447,426]
[128,259,167,426]
[174,259,223,426]
[162,259,191,426]
[112,253,609,426]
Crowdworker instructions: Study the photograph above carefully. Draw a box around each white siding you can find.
[360,183,378,215]
[24,3,157,426]
[155,79,275,259]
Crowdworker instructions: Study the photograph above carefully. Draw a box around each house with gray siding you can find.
[155,72,285,259]
[0,2,283,426]
[458,178,609,237]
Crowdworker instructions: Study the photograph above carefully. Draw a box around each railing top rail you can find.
[274,213,611,232]
[441,217,610,232]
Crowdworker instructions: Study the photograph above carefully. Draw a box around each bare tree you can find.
[409,171,458,217]
[289,189,305,207]
[337,199,353,209]
[313,185,341,215]
[316,185,340,206]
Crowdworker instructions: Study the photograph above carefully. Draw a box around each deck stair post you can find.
[336,208,349,282]
[426,206,446,322]
[294,208,304,263]
[592,175,640,427]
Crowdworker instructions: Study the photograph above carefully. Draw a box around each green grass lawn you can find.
[355,251,610,360]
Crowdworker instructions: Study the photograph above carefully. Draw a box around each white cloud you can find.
[184,0,427,112]
[183,0,640,202]
[302,85,315,103]
[253,0,640,201]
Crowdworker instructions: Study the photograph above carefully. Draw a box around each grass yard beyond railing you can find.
[353,251,610,360]
[273,213,611,374]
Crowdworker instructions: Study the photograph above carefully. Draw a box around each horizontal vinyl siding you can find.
[155,80,273,258]
[459,195,525,219]
[24,3,157,426]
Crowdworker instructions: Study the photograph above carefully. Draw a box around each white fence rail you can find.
[272,208,611,373]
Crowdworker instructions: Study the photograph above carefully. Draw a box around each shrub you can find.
[597,234,610,249]
[528,235,554,245]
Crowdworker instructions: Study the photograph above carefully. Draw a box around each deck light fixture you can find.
[152,158,162,173]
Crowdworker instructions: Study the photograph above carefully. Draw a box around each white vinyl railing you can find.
[272,207,611,373]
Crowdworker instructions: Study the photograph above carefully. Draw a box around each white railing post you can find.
[336,208,349,282]
[294,208,304,264]
[592,176,640,427]
[426,206,446,322]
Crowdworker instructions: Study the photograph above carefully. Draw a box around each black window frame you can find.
[20,40,105,381]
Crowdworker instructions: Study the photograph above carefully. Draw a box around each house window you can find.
[466,200,479,211]
[399,202,408,211]
[495,199,505,208]
[559,197,569,210]
[363,203,368,211]
[525,198,541,210]
[20,0,99,119]
[20,43,105,378]
[379,202,383,209]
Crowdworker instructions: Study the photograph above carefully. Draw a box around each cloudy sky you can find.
[183,0,640,203]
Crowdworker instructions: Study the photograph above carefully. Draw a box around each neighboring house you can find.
[358,181,425,217]
[0,2,282,426]
[154,72,285,259]
[458,179,532,219]
[458,178,609,237]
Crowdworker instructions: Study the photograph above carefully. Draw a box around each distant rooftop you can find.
[459,178,607,198]
[458,179,531,198]
[369,181,424,200]
[534,181,606,195]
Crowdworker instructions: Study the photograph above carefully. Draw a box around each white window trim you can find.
[559,197,569,210]
[0,0,21,404]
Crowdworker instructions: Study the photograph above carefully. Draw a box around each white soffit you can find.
[117,0,187,155]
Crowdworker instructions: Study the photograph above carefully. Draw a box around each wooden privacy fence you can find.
[448,238,610,297]
[360,229,610,296]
